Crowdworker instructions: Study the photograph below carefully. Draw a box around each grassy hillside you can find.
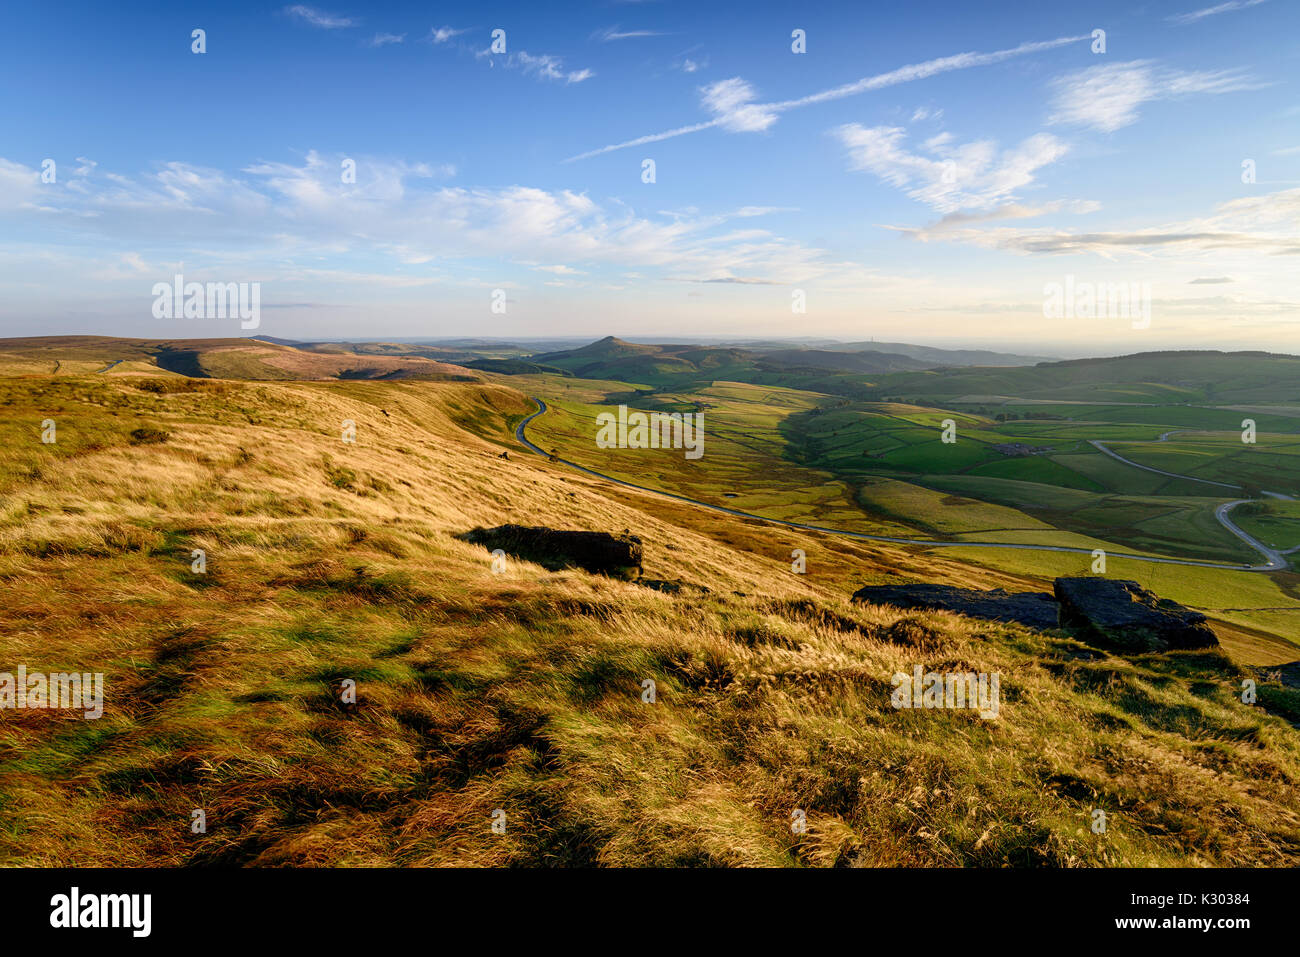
[871,351,1300,405]
[531,336,930,387]
[1,369,1298,866]
[0,336,478,382]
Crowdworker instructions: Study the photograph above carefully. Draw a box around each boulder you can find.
[463,524,643,579]
[851,583,1058,629]
[1053,577,1218,652]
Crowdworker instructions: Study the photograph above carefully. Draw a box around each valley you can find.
[1,334,1299,867]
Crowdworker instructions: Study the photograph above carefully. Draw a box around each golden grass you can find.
[0,373,1297,866]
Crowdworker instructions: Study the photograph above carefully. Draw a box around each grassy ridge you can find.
[1,373,1299,866]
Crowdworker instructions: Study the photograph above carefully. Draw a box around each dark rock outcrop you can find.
[463,524,643,579]
[640,578,711,596]
[851,583,1058,629]
[1053,577,1218,652]
[851,578,1220,653]
[1264,661,1300,690]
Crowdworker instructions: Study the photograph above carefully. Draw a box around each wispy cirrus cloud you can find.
[367,33,405,48]
[1169,0,1268,24]
[284,5,356,29]
[566,33,1089,161]
[888,187,1300,257]
[908,200,1101,232]
[478,48,594,84]
[593,26,669,42]
[833,125,1070,213]
[430,26,468,44]
[1049,60,1260,132]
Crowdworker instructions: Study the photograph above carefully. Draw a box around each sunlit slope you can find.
[0,335,475,381]
[0,371,1298,867]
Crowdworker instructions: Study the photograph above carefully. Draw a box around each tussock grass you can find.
[0,373,1297,866]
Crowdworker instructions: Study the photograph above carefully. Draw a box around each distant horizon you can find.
[10,329,1300,364]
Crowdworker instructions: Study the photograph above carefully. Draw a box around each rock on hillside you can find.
[850,583,1058,628]
[1054,577,1219,652]
[852,577,1219,653]
[463,524,643,579]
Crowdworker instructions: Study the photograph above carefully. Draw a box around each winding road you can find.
[516,397,1289,572]
[1088,432,1293,569]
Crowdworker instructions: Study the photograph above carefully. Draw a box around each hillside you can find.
[870,351,1300,406]
[831,341,1053,366]
[530,336,931,386]
[1,364,1298,866]
[0,336,477,382]
[523,341,1300,408]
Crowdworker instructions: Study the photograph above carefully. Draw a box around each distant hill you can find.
[260,335,1048,372]
[530,336,947,387]
[0,336,479,382]
[868,350,1300,405]
[829,341,1052,367]
[462,358,573,376]
[756,349,930,374]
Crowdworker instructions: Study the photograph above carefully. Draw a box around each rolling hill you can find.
[530,336,933,385]
[1,337,1298,867]
[0,336,479,382]
[869,351,1300,406]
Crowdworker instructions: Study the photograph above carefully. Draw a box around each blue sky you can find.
[1,0,1297,354]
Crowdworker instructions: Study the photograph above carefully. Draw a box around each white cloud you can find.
[834,125,1069,213]
[567,32,1089,161]
[481,49,595,84]
[700,78,778,133]
[284,5,356,29]
[886,187,1300,257]
[1049,60,1259,132]
[0,153,831,286]
[0,158,40,210]
[367,33,405,47]
[1169,0,1268,24]
[593,26,668,42]
[430,26,467,44]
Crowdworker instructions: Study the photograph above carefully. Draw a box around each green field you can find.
[1106,433,1300,496]
[512,367,1300,646]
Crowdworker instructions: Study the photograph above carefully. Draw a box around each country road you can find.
[1088,431,1293,569]
[516,397,1286,572]
[1087,438,1240,491]
[1215,499,1288,571]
